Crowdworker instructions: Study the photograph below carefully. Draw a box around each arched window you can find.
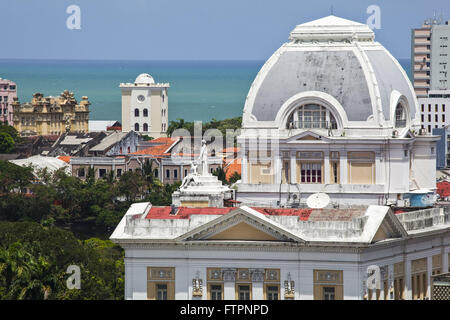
[395,103,406,128]
[135,123,140,131]
[286,104,338,129]
[135,108,139,117]
[143,123,148,132]
[143,109,148,117]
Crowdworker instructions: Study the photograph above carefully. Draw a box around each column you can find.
[426,256,432,299]
[324,151,330,184]
[340,152,348,184]
[443,250,449,273]
[387,264,394,300]
[375,153,383,185]
[274,154,282,184]
[405,259,412,300]
[223,269,236,300]
[290,152,297,184]
[251,269,265,300]
[242,156,248,184]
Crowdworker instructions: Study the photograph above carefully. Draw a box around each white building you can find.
[120,74,169,138]
[235,15,439,208]
[418,90,450,133]
[111,202,450,300]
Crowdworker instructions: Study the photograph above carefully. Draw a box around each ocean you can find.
[0,59,411,123]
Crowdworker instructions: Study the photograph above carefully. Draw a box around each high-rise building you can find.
[120,74,169,138]
[411,17,450,98]
[12,90,90,136]
[0,78,17,126]
[418,90,449,132]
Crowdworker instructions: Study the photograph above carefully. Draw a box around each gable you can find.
[208,222,279,241]
[297,135,320,141]
[176,207,306,243]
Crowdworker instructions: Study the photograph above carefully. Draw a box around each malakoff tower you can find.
[120,73,169,138]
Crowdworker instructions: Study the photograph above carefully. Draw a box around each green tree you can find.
[0,132,14,153]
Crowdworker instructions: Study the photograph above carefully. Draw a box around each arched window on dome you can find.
[135,123,140,131]
[286,104,338,130]
[143,109,148,117]
[395,103,407,128]
[135,109,140,117]
[143,123,148,132]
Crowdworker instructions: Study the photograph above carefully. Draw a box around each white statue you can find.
[199,139,209,176]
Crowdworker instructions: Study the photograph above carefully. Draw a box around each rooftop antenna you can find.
[331,5,334,15]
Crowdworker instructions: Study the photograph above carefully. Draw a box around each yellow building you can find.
[12,90,90,136]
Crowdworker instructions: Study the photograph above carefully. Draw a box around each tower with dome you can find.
[120,73,170,138]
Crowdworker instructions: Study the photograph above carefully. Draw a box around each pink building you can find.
[0,78,17,125]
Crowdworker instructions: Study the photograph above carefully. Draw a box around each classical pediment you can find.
[176,207,305,243]
[286,131,329,143]
[368,208,408,243]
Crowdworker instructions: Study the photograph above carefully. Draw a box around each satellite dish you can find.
[306,193,330,209]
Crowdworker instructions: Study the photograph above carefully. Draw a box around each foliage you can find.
[0,221,124,300]
[167,117,242,140]
[227,171,241,185]
[0,132,14,153]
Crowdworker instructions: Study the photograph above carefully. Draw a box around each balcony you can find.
[287,120,336,130]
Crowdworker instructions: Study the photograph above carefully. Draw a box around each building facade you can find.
[120,74,169,138]
[0,78,17,125]
[434,127,450,169]
[70,156,142,180]
[111,203,450,300]
[12,90,90,136]
[235,15,438,207]
[418,90,449,132]
[411,18,450,98]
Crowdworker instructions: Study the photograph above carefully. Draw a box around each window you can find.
[421,104,424,112]
[443,114,446,123]
[134,108,139,117]
[429,104,431,112]
[301,163,322,183]
[154,169,159,178]
[156,284,168,300]
[143,108,148,117]
[443,104,446,112]
[117,169,122,177]
[134,123,139,131]
[210,285,223,300]
[421,114,424,122]
[78,168,85,177]
[323,287,335,300]
[435,104,438,112]
[428,114,431,122]
[166,169,170,179]
[143,123,148,132]
[99,169,107,178]
[395,103,406,127]
[435,114,438,122]
[127,146,131,153]
[9,85,15,90]
[286,103,338,129]
[184,169,188,177]
[173,169,178,179]
[266,285,279,300]
[238,285,251,300]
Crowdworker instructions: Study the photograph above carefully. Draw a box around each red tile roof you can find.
[132,138,177,157]
[145,206,313,220]
[437,181,450,199]
[225,158,241,180]
[57,156,71,163]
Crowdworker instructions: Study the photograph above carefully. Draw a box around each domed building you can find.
[237,15,439,207]
[120,73,169,138]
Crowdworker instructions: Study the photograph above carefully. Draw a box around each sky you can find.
[1,0,449,61]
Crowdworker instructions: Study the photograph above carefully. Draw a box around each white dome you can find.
[135,73,155,85]
[243,15,419,130]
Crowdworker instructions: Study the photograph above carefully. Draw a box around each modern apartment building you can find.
[120,74,169,138]
[0,78,17,126]
[418,90,449,132]
[411,18,450,98]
